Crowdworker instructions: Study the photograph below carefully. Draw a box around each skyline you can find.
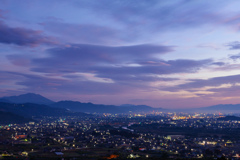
[1,1,240,108]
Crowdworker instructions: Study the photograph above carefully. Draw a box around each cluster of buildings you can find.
[0,113,240,159]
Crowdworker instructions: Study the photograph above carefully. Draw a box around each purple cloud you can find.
[211,62,225,66]
[164,74,240,92]
[93,59,212,82]
[229,53,240,60]
[41,21,120,44]
[28,44,213,82]
[37,1,238,46]
[7,55,31,67]
[226,41,240,50]
[3,43,214,95]
[0,71,25,85]
[190,85,240,102]
[0,21,56,46]
[0,9,5,19]
[208,85,240,93]
[31,44,173,72]
[77,0,225,31]
[0,71,140,96]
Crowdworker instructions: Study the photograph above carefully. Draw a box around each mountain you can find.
[119,104,161,113]
[197,104,240,113]
[0,98,11,103]
[0,102,90,118]
[201,104,240,112]
[2,93,54,105]
[50,101,162,114]
[217,116,240,121]
[0,111,33,125]
[2,93,240,114]
[0,93,162,114]
[172,104,240,113]
[50,101,123,114]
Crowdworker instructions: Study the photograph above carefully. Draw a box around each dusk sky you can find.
[1,0,240,109]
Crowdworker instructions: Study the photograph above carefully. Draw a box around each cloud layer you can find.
[1,1,240,108]
[0,21,56,46]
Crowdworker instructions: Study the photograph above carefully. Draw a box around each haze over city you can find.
[1,0,240,109]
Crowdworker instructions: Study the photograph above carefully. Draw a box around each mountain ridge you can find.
[2,93,54,105]
[0,111,34,125]
[50,100,159,114]
[0,102,90,118]
[2,93,240,113]
[1,93,159,114]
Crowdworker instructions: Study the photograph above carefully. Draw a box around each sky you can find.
[1,0,240,109]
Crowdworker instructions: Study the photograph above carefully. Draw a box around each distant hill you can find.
[0,93,162,114]
[171,104,240,113]
[119,104,161,113]
[196,104,240,113]
[50,101,123,114]
[1,93,54,105]
[0,98,11,103]
[50,101,161,114]
[3,93,240,114]
[0,102,90,118]
[0,111,33,125]
[217,116,240,121]
[200,104,240,111]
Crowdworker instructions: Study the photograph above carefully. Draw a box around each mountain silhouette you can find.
[0,111,34,125]
[50,101,161,114]
[0,102,90,118]
[1,93,54,105]
[3,93,240,114]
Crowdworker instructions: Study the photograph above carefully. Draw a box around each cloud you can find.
[37,1,239,46]
[211,62,225,66]
[3,46,178,95]
[31,43,174,72]
[0,21,57,46]
[0,71,141,95]
[229,53,240,60]
[93,59,212,82]
[226,41,240,50]
[29,44,213,82]
[77,0,226,31]
[7,55,31,67]
[14,44,214,99]
[4,43,212,95]
[195,84,240,101]
[41,21,120,45]
[164,74,240,92]
[0,9,5,19]
[208,85,240,93]
[0,71,25,85]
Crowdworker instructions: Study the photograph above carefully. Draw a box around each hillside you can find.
[0,102,90,118]
[217,116,240,121]
[50,101,123,114]
[0,111,33,125]
[50,101,160,114]
[1,93,54,105]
